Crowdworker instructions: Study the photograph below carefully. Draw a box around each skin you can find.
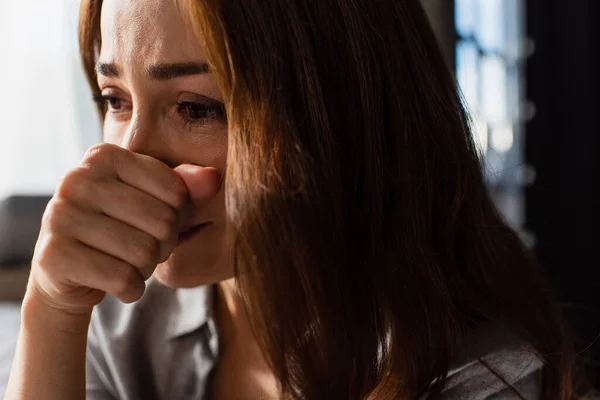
[5,0,278,398]
[96,0,231,289]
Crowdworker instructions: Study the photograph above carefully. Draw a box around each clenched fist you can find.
[27,143,221,315]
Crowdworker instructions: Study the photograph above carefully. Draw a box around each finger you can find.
[50,203,162,279]
[99,179,181,244]
[40,236,146,304]
[58,172,181,244]
[174,165,222,208]
[82,144,189,209]
[71,241,146,304]
[98,181,178,261]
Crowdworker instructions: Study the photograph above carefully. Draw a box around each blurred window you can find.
[455,0,529,230]
[0,0,100,199]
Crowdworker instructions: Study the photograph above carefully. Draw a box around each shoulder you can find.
[439,345,543,399]
[436,325,544,399]
[86,279,215,399]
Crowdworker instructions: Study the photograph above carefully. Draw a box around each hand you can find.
[26,143,221,316]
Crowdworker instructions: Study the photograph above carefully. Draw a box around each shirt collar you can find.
[164,283,216,340]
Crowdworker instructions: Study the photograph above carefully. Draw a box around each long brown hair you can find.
[80,0,581,398]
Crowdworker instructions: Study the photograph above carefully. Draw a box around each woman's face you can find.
[98,0,232,288]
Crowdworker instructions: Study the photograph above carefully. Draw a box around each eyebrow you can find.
[96,62,119,77]
[95,62,210,80]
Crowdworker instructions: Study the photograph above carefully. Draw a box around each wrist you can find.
[22,288,92,335]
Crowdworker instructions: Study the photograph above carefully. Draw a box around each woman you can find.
[5,0,584,399]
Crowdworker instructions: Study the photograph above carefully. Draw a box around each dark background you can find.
[423,0,599,386]
[525,0,599,385]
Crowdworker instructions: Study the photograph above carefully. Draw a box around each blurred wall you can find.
[525,0,600,386]
[0,1,100,198]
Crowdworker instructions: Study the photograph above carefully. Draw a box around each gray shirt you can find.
[86,278,543,399]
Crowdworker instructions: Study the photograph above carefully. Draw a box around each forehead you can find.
[99,0,203,65]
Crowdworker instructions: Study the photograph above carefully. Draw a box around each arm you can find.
[4,291,90,400]
[3,144,218,400]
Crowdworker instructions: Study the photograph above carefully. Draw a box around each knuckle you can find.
[33,235,70,279]
[153,207,178,241]
[32,235,54,267]
[82,143,118,166]
[128,235,160,267]
[41,200,75,232]
[113,267,142,298]
[168,177,189,208]
[52,278,74,299]
[55,168,92,201]
[158,240,176,263]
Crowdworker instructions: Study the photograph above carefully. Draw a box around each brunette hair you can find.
[80,0,582,398]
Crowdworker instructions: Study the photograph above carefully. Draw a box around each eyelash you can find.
[93,95,127,113]
[176,101,227,127]
[92,95,227,127]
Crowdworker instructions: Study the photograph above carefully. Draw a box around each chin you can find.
[153,236,234,289]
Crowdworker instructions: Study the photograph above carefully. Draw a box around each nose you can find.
[120,110,177,168]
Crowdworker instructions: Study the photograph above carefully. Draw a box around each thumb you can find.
[173,164,222,208]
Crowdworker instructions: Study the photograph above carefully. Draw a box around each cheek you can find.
[208,138,228,170]
[184,131,228,169]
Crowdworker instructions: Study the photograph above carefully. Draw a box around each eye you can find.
[106,96,123,110]
[93,95,129,113]
[176,101,226,124]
